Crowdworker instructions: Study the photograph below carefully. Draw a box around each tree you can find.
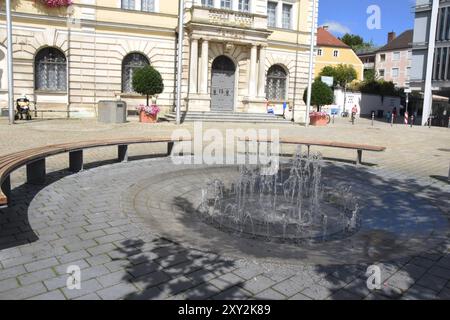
[132,65,164,106]
[340,34,364,49]
[364,69,377,82]
[303,80,334,112]
[319,64,357,88]
[339,33,375,51]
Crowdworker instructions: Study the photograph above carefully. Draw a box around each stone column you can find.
[258,46,266,98]
[189,38,199,94]
[200,39,209,94]
[248,45,258,98]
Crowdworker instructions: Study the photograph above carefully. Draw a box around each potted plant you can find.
[303,80,334,126]
[132,65,164,123]
[136,104,160,123]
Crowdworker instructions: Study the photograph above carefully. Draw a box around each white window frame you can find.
[333,50,339,57]
[118,0,159,12]
[379,53,386,62]
[317,48,323,56]
[378,69,385,77]
[392,68,399,78]
[238,0,250,12]
[281,3,292,29]
[393,51,400,61]
[267,1,277,28]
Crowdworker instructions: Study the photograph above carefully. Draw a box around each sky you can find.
[318,0,415,46]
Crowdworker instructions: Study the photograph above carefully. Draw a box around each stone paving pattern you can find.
[0,117,449,300]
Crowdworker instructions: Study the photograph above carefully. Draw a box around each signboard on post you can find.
[321,76,334,87]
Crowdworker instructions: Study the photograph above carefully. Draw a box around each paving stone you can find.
[385,271,415,292]
[209,273,243,291]
[212,286,252,300]
[417,274,448,292]
[86,254,113,266]
[427,266,450,280]
[57,250,91,264]
[28,290,66,300]
[87,243,116,256]
[401,284,438,300]
[98,270,132,288]
[157,276,196,297]
[328,289,362,300]
[0,265,27,281]
[288,293,312,300]
[17,268,56,286]
[410,256,436,269]
[132,271,171,290]
[96,282,138,300]
[254,288,286,300]
[272,278,304,297]
[0,278,19,293]
[74,293,101,300]
[301,285,333,300]
[239,276,276,295]
[24,257,59,273]
[0,282,47,300]
[61,279,103,299]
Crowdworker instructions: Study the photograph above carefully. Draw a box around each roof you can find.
[317,27,350,48]
[356,47,380,56]
[378,29,413,52]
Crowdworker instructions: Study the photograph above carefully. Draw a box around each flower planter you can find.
[309,114,330,126]
[139,111,157,123]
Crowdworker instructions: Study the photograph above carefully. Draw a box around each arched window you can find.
[266,65,287,101]
[35,47,67,91]
[122,53,150,93]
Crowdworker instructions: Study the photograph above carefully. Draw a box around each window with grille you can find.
[202,0,214,7]
[239,0,250,12]
[266,65,287,101]
[282,4,292,29]
[35,47,67,91]
[268,2,277,28]
[122,53,150,93]
[317,49,323,56]
[141,0,155,12]
[121,0,135,10]
[221,0,232,9]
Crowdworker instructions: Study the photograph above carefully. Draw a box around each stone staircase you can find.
[161,111,292,124]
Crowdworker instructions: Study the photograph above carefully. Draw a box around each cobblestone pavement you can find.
[0,117,449,300]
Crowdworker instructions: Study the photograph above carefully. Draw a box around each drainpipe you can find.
[175,0,185,125]
[305,0,317,127]
[6,0,14,125]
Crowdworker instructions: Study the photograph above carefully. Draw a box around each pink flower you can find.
[41,0,73,8]
[136,104,160,116]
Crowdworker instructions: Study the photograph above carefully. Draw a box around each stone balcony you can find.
[186,6,268,31]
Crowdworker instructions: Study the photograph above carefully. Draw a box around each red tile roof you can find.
[317,27,350,49]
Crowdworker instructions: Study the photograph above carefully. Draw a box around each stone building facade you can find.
[0,0,317,121]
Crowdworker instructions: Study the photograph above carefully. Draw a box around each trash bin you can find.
[98,100,127,123]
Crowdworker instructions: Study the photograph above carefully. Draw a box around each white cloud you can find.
[320,21,351,35]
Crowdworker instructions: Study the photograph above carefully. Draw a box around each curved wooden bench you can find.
[0,137,191,208]
[239,137,386,165]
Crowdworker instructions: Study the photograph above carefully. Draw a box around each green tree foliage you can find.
[339,33,375,51]
[359,80,401,98]
[132,65,164,105]
[319,64,358,89]
[303,80,334,112]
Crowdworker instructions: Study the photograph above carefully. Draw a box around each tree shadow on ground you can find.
[113,238,246,300]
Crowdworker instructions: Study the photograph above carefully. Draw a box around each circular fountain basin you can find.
[121,160,449,266]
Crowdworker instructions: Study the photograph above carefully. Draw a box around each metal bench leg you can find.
[307,145,311,157]
[118,145,129,162]
[1,176,11,206]
[356,150,363,166]
[69,150,84,173]
[167,142,174,156]
[27,158,46,184]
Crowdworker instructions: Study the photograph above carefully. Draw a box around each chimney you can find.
[322,25,329,31]
[388,32,396,43]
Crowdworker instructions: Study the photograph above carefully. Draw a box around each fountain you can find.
[199,149,361,244]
